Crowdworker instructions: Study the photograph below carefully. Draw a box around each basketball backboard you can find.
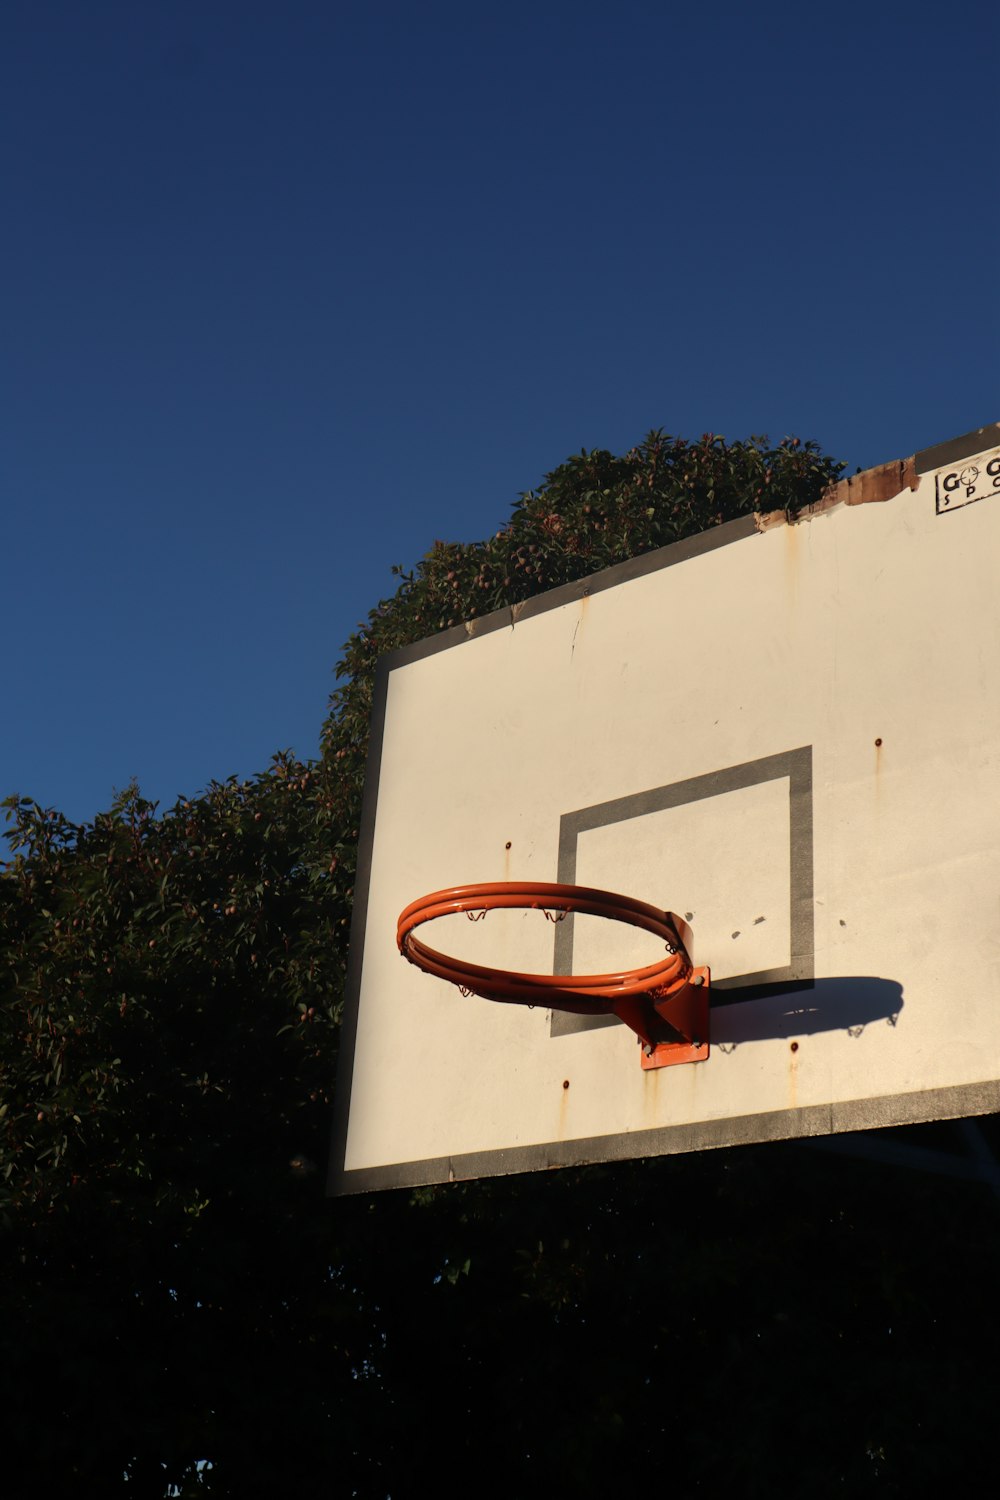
[329,424,1000,1193]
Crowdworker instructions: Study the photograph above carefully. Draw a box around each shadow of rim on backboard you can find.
[552,976,904,1048]
[710,976,904,1047]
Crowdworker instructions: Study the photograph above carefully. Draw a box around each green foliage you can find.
[14,430,998,1494]
[0,763,363,1495]
[0,762,342,1230]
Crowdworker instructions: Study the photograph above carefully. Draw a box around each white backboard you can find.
[330,426,1000,1193]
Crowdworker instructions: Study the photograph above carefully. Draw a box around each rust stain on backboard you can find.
[641,1062,662,1128]
[840,456,920,506]
[788,1042,799,1109]
[556,1077,569,1138]
[783,518,800,610]
[757,454,921,532]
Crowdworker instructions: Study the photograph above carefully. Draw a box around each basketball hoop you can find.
[397,882,710,1069]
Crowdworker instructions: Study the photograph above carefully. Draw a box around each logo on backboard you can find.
[934,449,1000,514]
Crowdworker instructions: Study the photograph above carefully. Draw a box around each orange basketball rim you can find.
[397,881,710,1069]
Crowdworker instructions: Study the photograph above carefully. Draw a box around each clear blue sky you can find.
[4,0,997,827]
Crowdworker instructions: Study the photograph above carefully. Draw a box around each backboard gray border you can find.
[330,1080,1000,1196]
[914,422,1000,474]
[550,746,814,1037]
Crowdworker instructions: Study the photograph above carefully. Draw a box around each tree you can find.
[6,431,998,1496]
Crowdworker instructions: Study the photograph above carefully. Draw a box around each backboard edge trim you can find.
[328,1078,1000,1195]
